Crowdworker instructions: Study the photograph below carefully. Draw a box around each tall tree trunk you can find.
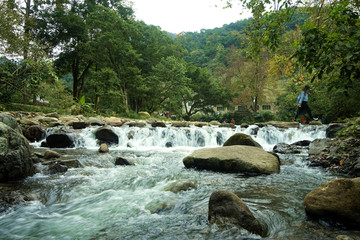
[72,57,80,100]
[23,0,31,60]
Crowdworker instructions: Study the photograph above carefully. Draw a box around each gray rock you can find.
[209,190,266,237]
[304,177,360,228]
[43,150,61,159]
[183,146,280,175]
[98,143,109,153]
[326,124,345,138]
[94,127,119,146]
[164,180,197,193]
[23,125,46,142]
[151,122,166,128]
[46,133,75,148]
[115,157,135,166]
[0,122,35,182]
[308,138,334,155]
[223,133,262,148]
[72,121,90,129]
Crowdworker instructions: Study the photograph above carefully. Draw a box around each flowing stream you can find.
[1,124,359,240]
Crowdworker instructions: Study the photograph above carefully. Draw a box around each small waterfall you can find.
[74,124,327,151]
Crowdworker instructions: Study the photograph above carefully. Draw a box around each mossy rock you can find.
[223,133,262,148]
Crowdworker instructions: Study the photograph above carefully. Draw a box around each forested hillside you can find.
[1,0,359,123]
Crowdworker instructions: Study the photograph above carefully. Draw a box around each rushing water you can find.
[1,124,359,240]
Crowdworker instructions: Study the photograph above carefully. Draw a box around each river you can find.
[0,124,359,239]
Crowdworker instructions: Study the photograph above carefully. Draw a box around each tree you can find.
[145,56,189,114]
[182,64,231,120]
[295,0,360,91]
[33,0,133,101]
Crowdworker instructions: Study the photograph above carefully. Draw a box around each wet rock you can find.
[145,200,175,214]
[241,123,249,128]
[45,112,59,119]
[38,117,60,127]
[0,121,35,182]
[115,157,135,166]
[193,122,209,127]
[98,143,109,153]
[183,145,280,175]
[126,121,146,128]
[165,142,173,148]
[151,122,166,128]
[0,113,22,133]
[164,180,197,193]
[308,139,334,156]
[0,188,35,213]
[326,124,345,138]
[292,140,311,146]
[209,190,266,237]
[95,127,119,146]
[43,150,61,159]
[249,126,259,135]
[72,121,89,129]
[304,177,360,229]
[171,122,189,127]
[265,121,299,128]
[219,123,236,129]
[18,118,38,126]
[23,125,46,142]
[108,121,124,127]
[209,121,221,126]
[146,118,157,124]
[223,133,262,148]
[273,143,304,154]
[46,162,68,174]
[46,133,75,148]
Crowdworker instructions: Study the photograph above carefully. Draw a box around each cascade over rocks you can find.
[94,127,119,146]
[209,190,266,237]
[304,178,360,228]
[0,116,35,182]
[183,145,280,175]
[223,133,262,148]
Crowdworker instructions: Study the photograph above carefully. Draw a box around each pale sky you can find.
[130,0,252,33]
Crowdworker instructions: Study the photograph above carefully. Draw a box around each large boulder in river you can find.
[0,122,35,182]
[223,133,262,148]
[209,190,266,237]
[304,177,360,228]
[183,146,280,175]
[23,125,46,142]
[46,133,75,148]
[94,127,119,146]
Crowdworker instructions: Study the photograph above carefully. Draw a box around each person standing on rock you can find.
[294,85,314,123]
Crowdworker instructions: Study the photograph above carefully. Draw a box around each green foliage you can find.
[254,111,275,122]
[295,1,360,91]
[337,117,360,139]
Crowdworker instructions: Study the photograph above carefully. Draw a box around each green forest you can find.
[1,0,359,123]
